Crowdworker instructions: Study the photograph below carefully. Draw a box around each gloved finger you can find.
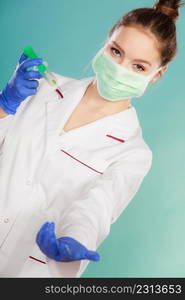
[15,85,37,98]
[36,222,50,245]
[19,53,28,64]
[23,70,43,80]
[42,223,58,252]
[57,243,87,262]
[57,237,90,261]
[66,247,96,261]
[19,58,43,72]
[42,222,56,246]
[22,79,39,89]
[85,250,100,261]
[57,239,73,258]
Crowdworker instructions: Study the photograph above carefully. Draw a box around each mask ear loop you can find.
[80,43,106,77]
[154,66,163,75]
[148,66,163,81]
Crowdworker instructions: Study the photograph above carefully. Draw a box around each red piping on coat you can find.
[29,256,46,264]
[55,88,64,98]
[60,149,103,174]
[106,134,125,143]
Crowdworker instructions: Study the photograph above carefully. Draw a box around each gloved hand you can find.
[0,53,44,115]
[36,222,100,262]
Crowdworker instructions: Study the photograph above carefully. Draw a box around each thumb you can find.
[86,250,100,261]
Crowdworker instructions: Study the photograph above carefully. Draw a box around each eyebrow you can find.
[112,41,152,66]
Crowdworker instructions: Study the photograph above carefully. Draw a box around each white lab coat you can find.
[0,73,152,277]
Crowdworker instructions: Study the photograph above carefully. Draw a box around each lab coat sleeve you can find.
[46,147,153,278]
[0,78,45,150]
[0,113,14,150]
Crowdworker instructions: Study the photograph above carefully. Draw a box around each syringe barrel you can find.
[44,71,58,86]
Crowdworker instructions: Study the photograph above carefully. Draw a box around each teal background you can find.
[0,0,185,277]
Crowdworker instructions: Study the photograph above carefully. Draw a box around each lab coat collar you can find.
[45,76,140,141]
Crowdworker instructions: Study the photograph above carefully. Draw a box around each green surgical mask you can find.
[92,48,162,101]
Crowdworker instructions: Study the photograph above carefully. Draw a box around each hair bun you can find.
[153,0,184,21]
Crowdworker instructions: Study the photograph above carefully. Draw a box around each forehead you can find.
[108,25,161,64]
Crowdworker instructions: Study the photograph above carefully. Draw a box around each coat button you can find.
[26,179,32,185]
[4,218,9,223]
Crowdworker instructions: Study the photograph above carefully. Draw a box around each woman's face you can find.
[104,25,167,82]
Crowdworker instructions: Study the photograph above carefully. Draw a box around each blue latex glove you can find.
[36,222,100,262]
[0,53,44,115]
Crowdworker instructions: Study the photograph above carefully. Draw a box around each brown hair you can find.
[108,0,185,66]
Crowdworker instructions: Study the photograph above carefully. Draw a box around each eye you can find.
[110,47,121,57]
[133,64,145,72]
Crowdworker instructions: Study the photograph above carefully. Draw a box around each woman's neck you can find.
[83,78,131,113]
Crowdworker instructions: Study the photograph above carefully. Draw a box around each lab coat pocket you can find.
[106,133,126,144]
[106,134,125,143]
[18,244,50,277]
[60,147,110,175]
[28,245,47,266]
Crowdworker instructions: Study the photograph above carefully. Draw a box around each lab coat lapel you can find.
[44,77,94,156]
[44,75,140,156]
[107,105,140,141]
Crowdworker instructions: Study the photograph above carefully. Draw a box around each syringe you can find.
[23,46,64,98]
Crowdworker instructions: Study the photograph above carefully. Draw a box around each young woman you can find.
[0,0,183,277]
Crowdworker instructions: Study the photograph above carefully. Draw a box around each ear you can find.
[150,65,168,83]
